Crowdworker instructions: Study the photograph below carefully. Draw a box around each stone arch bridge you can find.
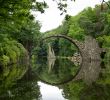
[43,34,104,62]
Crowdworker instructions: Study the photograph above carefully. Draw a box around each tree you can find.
[0,0,46,56]
[12,19,41,55]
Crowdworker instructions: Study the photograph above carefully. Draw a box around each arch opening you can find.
[35,35,83,85]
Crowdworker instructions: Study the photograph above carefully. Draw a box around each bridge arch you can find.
[42,34,84,57]
[36,34,83,86]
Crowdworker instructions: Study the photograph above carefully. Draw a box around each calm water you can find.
[0,57,110,100]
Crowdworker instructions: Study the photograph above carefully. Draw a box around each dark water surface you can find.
[0,57,110,100]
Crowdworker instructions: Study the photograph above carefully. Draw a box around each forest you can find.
[0,0,110,66]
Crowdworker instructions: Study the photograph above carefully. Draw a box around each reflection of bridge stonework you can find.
[73,60,101,85]
[43,34,104,62]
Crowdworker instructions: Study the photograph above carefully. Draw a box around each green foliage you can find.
[97,35,110,62]
[0,55,10,66]
[0,0,42,57]
[62,81,85,100]
[0,63,28,95]
[97,35,110,48]
[58,38,78,56]
[80,84,110,100]
[15,20,41,54]
[68,15,85,41]
[0,37,28,67]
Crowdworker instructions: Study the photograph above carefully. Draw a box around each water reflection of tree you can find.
[0,63,28,99]
[61,81,110,100]
[0,63,28,91]
[61,81,84,100]
[0,67,41,100]
[98,61,110,84]
[80,84,110,100]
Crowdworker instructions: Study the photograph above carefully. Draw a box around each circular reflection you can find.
[35,57,81,85]
[36,37,81,85]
